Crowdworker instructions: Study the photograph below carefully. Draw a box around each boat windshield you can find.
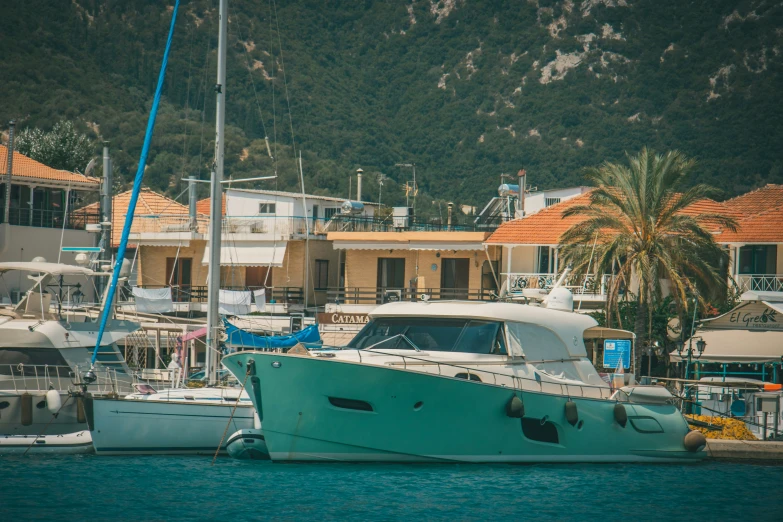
[348,317,507,355]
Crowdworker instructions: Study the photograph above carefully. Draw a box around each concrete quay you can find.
[706,439,783,463]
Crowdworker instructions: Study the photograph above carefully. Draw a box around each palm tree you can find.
[559,148,737,372]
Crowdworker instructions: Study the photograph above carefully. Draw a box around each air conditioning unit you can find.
[383,289,402,303]
[10,290,22,304]
[251,221,267,233]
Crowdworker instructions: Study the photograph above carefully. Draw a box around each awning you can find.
[0,262,94,277]
[180,327,207,342]
[764,301,783,314]
[409,242,484,251]
[583,326,636,340]
[332,240,482,251]
[202,242,287,267]
[669,329,783,363]
[332,241,408,251]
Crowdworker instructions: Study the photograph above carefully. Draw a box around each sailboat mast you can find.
[206,0,228,386]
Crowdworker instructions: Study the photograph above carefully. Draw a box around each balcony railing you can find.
[0,206,100,230]
[127,213,501,238]
[327,287,495,305]
[324,215,497,233]
[504,273,614,296]
[131,214,208,235]
[131,285,304,304]
[735,274,783,293]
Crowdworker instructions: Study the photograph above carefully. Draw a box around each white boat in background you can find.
[88,385,255,455]
[0,261,138,446]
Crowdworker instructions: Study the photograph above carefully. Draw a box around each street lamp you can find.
[676,335,707,379]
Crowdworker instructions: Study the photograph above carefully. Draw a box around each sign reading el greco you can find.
[704,301,781,330]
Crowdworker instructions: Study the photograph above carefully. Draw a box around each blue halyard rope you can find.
[90,1,180,367]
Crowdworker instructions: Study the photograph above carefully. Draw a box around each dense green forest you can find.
[1,0,781,212]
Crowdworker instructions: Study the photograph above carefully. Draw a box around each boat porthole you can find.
[577,420,584,430]
[414,401,423,411]
[271,361,281,368]
[539,415,549,426]
[36,401,46,409]
[0,401,9,409]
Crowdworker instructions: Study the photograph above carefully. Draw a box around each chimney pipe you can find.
[447,202,454,231]
[356,168,363,201]
[4,120,16,223]
[517,168,526,217]
[102,144,113,264]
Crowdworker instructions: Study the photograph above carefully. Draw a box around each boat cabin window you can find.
[0,348,70,375]
[348,318,507,355]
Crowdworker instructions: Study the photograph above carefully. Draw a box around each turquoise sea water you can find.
[3,456,782,521]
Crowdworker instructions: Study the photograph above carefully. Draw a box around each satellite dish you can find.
[84,157,98,177]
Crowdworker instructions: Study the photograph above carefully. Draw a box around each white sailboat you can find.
[88,0,256,455]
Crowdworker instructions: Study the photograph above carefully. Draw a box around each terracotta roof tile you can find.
[80,188,190,247]
[0,145,101,187]
[715,206,783,243]
[486,191,739,245]
[723,184,783,218]
[196,194,226,216]
[486,192,594,245]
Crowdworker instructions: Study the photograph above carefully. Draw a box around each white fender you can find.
[46,389,62,413]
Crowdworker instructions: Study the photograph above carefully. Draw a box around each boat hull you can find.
[0,430,94,454]
[224,352,705,463]
[89,397,255,455]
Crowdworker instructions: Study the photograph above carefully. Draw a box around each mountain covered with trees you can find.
[1,0,781,212]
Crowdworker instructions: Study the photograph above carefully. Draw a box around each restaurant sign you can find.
[705,301,781,331]
[317,313,370,325]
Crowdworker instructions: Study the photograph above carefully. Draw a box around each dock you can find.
[706,439,783,463]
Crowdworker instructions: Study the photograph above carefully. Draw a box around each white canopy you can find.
[583,326,636,340]
[0,262,94,277]
[740,290,783,302]
[669,329,783,363]
[202,242,286,267]
[332,241,483,251]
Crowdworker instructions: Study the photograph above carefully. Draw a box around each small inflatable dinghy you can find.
[0,430,94,454]
[225,429,269,460]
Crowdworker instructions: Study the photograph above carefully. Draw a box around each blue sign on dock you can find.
[602,339,631,370]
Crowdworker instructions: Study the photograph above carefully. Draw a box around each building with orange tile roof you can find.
[716,197,783,294]
[722,184,783,218]
[0,145,101,189]
[0,145,101,297]
[79,188,199,248]
[484,189,753,306]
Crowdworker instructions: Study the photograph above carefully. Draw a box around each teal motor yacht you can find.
[224,293,707,463]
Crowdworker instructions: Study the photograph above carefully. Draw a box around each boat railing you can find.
[0,364,129,395]
[351,345,614,400]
